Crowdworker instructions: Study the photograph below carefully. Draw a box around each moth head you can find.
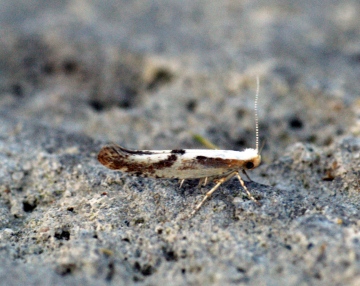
[246,138,265,170]
[244,154,261,170]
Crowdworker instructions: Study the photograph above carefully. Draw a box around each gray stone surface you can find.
[0,0,359,285]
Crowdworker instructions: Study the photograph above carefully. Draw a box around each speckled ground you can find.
[0,1,359,285]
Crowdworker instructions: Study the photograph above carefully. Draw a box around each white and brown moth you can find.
[98,77,262,216]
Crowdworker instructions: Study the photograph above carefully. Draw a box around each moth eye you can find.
[245,161,254,169]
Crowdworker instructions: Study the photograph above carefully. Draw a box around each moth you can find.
[98,77,262,216]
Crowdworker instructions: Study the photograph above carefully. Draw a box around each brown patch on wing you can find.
[171,149,186,155]
[176,160,200,170]
[116,145,153,155]
[98,144,178,177]
[98,145,125,170]
[195,156,245,169]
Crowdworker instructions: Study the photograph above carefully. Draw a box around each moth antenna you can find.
[255,76,260,152]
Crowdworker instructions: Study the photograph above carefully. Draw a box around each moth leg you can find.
[190,172,237,217]
[197,177,208,187]
[242,169,252,182]
[235,172,260,205]
[179,179,185,188]
[197,177,208,188]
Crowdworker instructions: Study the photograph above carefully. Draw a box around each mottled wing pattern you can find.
[97,144,247,179]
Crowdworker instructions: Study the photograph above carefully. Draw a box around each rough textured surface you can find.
[0,1,359,285]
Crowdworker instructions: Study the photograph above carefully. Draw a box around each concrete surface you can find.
[0,0,359,285]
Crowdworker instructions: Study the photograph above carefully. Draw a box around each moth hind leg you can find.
[179,176,210,189]
[197,177,209,188]
[179,179,185,188]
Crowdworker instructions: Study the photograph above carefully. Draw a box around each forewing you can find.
[98,144,244,179]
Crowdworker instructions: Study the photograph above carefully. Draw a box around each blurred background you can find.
[0,1,359,285]
[1,0,358,159]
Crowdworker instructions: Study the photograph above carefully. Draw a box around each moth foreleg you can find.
[242,169,252,182]
[235,172,260,205]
